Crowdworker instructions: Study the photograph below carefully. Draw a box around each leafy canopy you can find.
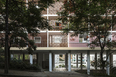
[58,0,116,69]
[0,0,56,54]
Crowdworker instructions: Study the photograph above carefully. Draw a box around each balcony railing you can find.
[49,43,68,47]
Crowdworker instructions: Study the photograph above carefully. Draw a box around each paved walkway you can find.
[0,69,93,77]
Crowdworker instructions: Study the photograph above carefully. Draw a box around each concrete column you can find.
[23,53,25,61]
[65,53,68,70]
[110,53,113,74]
[37,53,42,67]
[43,53,45,61]
[106,52,110,75]
[68,51,71,71]
[110,53,113,67]
[11,54,13,60]
[30,54,33,64]
[49,52,52,72]
[87,51,90,75]
[36,53,39,65]
[42,53,46,69]
[47,29,49,47]
[95,53,97,70]
[37,53,43,67]
[81,53,83,70]
[68,33,69,47]
[52,53,55,70]
[76,54,78,68]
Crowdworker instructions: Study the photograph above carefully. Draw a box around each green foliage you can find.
[62,64,65,67]
[56,66,58,68]
[71,65,73,67]
[59,0,116,70]
[59,65,62,68]
[9,59,41,71]
[27,47,34,55]
[0,57,41,71]
[91,58,107,69]
[0,56,4,65]
[27,40,36,54]
[0,46,4,52]
[79,65,86,68]
[92,72,108,77]
[110,67,116,76]
[58,64,65,68]
[0,0,56,55]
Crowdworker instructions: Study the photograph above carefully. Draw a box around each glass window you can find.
[35,37,41,43]
[53,36,62,43]
[55,21,62,30]
[55,21,62,26]
[79,33,88,43]
[55,22,60,26]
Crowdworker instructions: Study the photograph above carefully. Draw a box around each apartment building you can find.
[1,0,116,75]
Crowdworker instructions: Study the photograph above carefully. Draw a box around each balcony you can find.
[49,34,68,47]
[49,43,68,47]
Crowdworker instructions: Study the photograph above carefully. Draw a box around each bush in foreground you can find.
[0,58,41,72]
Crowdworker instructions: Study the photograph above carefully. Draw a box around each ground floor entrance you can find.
[10,47,116,75]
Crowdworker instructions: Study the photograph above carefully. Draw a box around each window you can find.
[53,36,62,43]
[13,37,21,43]
[55,21,62,29]
[79,33,88,43]
[35,37,41,43]
[100,36,110,43]
[55,22,60,26]
[55,21,61,26]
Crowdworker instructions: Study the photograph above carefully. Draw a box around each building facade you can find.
[1,0,116,75]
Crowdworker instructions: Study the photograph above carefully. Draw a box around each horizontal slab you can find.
[8,47,116,51]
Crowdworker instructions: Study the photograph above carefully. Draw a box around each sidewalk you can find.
[0,69,93,77]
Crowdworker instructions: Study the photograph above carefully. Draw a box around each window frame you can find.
[34,37,41,43]
[55,21,62,26]
[53,36,62,43]
[79,34,88,43]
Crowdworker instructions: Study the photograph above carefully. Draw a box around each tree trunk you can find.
[8,47,10,67]
[100,48,105,70]
[4,0,9,74]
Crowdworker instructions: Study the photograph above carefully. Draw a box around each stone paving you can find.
[0,69,93,77]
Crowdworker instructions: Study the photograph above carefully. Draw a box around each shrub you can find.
[111,67,116,75]
[0,57,41,71]
[79,65,86,68]
[59,65,62,68]
[9,59,41,71]
[0,56,4,61]
[71,65,73,67]
[56,66,58,68]
[62,64,65,67]
[0,56,5,69]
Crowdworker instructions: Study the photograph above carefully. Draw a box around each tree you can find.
[58,0,116,70]
[0,0,55,74]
